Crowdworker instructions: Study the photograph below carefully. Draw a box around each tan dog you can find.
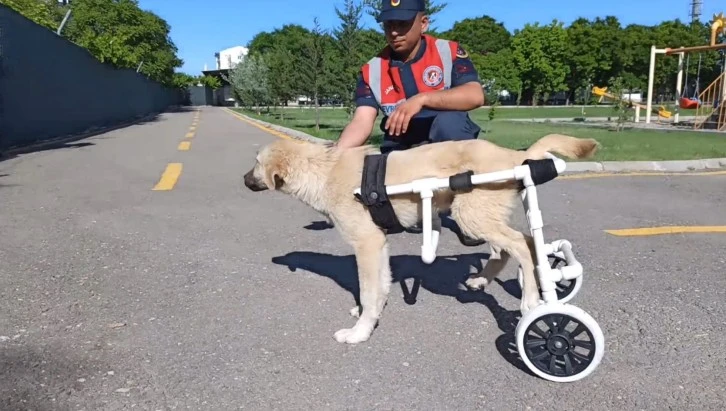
[243,134,599,344]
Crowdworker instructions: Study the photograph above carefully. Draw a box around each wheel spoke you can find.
[529,324,549,339]
[526,338,546,348]
[563,353,574,375]
[531,349,550,360]
[571,323,587,338]
[548,354,558,374]
[543,316,557,333]
[571,350,592,363]
[558,315,571,331]
[573,339,593,351]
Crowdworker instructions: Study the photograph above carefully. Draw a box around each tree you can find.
[511,20,570,105]
[361,0,447,29]
[298,18,335,131]
[564,16,624,104]
[2,0,68,31]
[472,48,521,104]
[223,54,270,114]
[442,15,511,55]
[263,44,298,118]
[61,0,182,86]
[332,0,366,116]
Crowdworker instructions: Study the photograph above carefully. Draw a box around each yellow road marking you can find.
[178,141,191,151]
[605,226,726,237]
[561,170,726,180]
[185,131,195,138]
[189,125,197,131]
[152,163,183,191]
[223,108,298,142]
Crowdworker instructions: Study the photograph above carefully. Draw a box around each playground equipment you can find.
[591,86,672,122]
[354,154,604,383]
[645,12,726,130]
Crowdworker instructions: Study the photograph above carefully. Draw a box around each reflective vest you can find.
[361,35,457,116]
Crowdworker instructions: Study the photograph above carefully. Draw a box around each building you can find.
[215,46,248,70]
[198,46,248,106]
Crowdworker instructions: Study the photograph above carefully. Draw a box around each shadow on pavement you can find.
[271,250,535,377]
[0,343,108,411]
[0,106,196,163]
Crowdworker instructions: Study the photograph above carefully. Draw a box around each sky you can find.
[136,0,725,75]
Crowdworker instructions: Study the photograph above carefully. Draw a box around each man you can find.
[336,0,487,246]
[336,0,485,152]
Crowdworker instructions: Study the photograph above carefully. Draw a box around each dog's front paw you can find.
[465,276,489,291]
[333,326,372,344]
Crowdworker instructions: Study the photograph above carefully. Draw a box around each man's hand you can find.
[385,93,427,137]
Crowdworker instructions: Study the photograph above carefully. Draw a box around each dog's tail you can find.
[524,134,599,160]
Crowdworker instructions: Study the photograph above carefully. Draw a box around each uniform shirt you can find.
[355,37,480,112]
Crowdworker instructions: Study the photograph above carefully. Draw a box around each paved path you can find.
[1,107,725,410]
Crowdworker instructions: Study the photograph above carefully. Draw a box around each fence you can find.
[0,5,186,152]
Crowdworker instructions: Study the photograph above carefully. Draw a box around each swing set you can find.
[645,12,726,125]
[678,53,703,110]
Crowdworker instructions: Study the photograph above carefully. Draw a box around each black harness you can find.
[355,153,405,234]
[355,153,559,233]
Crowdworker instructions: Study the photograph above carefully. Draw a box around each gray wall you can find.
[0,5,185,151]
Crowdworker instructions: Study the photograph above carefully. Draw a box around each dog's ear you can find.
[263,154,288,191]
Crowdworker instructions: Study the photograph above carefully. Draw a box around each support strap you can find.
[355,153,405,233]
[522,158,559,185]
[449,170,474,191]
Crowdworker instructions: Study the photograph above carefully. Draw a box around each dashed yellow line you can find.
[605,225,726,237]
[178,141,191,151]
[185,131,195,139]
[223,108,298,142]
[152,163,183,191]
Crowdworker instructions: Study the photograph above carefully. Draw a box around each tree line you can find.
[3,0,188,88]
[228,0,725,113]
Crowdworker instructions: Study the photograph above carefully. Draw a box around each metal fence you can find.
[0,5,185,151]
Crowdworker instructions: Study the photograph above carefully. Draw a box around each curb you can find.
[228,109,726,174]
[0,106,183,161]
[227,109,330,144]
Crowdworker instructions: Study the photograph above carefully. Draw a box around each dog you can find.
[243,134,599,344]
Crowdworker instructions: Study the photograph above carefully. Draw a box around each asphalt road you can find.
[1,107,725,410]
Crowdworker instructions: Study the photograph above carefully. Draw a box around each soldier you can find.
[336,0,485,153]
[336,0,487,246]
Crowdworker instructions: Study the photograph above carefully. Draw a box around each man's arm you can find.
[337,106,378,148]
[420,44,485,110]
[336,74,379,149]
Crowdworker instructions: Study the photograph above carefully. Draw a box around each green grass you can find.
[234,106,726,161]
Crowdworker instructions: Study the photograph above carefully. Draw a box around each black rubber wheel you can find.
[522,312,597,378]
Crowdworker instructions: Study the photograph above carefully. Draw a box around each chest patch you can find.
[422,65,443,87]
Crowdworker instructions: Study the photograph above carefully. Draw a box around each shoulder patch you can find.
[456,45,469,59]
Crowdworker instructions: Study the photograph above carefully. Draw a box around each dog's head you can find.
[243,140,296,192]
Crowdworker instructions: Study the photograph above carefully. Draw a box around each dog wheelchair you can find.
[353,153,604,383]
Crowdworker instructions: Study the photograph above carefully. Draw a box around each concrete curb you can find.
[228,109,330,144]
[0,106,184,160]
[229,109,726,174]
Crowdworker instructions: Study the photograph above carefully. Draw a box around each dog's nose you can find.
[243,170,254,188]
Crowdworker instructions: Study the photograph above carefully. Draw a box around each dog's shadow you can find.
[271,251,534,376]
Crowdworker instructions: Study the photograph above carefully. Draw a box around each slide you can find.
[592,86,672,118]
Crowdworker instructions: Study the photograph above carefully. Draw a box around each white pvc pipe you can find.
[675,51,684,124]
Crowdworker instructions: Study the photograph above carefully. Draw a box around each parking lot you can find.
[1,107,724,410]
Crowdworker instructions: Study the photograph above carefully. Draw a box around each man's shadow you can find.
[271,250,535,376]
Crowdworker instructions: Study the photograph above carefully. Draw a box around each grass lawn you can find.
[233,106,726,161]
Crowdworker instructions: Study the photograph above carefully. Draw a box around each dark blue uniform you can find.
[355,37,483,153]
